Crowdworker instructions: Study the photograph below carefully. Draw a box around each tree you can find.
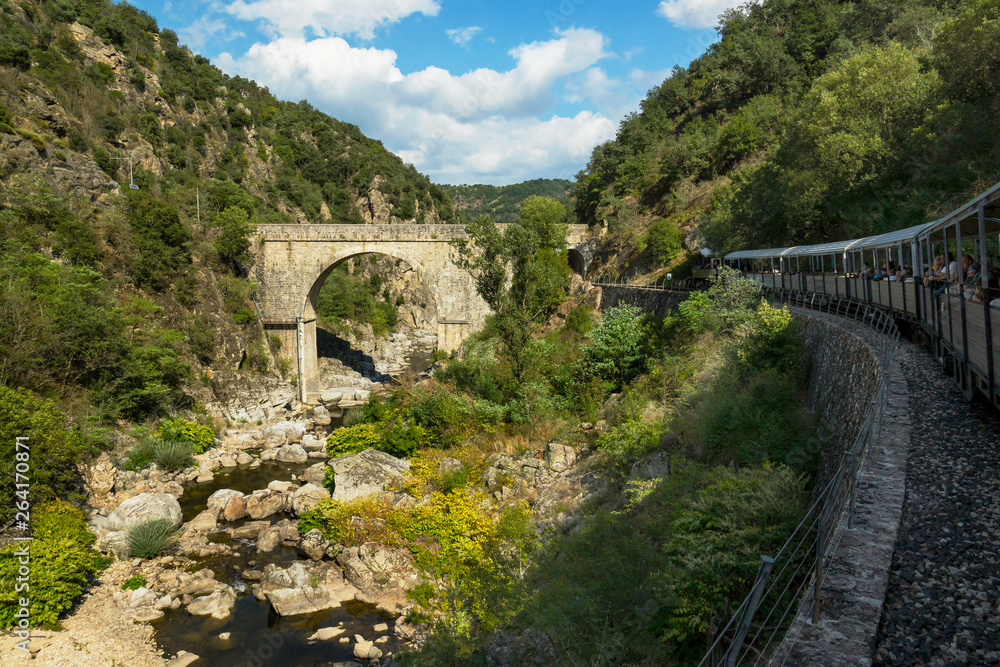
[452,197,570,381]
[213,205,255,271]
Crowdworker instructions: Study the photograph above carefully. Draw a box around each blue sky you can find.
[132,0,741,185]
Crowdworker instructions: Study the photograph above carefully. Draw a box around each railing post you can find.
[724,555,776,667]
[813,512,824,624]
[847,451,857,530]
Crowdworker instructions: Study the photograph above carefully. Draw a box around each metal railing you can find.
[590,277,708,291]
[695,286,899,666]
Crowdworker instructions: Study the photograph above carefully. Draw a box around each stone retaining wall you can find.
[596,285,688,317]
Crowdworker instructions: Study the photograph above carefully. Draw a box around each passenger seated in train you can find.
[924,258,946,286]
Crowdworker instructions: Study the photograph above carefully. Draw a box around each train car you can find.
[724,181,1000,406]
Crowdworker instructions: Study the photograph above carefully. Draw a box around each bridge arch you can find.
[301,245,436,322]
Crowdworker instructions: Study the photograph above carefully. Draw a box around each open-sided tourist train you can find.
[724,180,1000,406]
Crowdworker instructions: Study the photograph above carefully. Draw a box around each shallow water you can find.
[157,452,407,664]
[180,460,313,522]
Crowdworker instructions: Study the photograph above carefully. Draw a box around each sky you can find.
[131,0,744,185]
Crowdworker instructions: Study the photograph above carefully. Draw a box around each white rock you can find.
[308,627,345,641]
[104,493,182,533]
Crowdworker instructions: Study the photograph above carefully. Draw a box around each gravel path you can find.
[874,341,1000,666]
[0,561,169,666]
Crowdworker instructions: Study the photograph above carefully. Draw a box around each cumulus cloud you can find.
[225,0,441,39]
[217,28,620,183]
[446,26,481,47]
[179,16,245,50]
[656,0,744,29]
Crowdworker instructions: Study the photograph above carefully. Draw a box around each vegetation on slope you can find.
[440,178,574,225]
[572,0,1000,267]
[0,0,461,626]
[301,269,818,665]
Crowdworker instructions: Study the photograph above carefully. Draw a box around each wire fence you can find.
[592,278,900,666]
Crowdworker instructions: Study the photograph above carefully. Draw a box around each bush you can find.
[647,219,683,266]
[594,419,661,476]
[156,418,215,453]
[0,502,109,628]
[124,436,195,471]
[126,518,177,558]
[122,575,147,590]
[0,387,87,525]
[564,304,593,334]
[380,422,431,458]
[582,303,646,391]
[326,423,381,458]
[153,439,195,470]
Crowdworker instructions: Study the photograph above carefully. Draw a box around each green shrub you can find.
[647,219,683,266]
[0,387,87,525]
[122,575,147,590]
[156,418,215,453]
[0,502,109,628]
[244,340,269,372]
[126,518,177,558]
[379,422,430,458]
[326,423,381,458]
[342,408,366,427]
[594,419,661,476]
[154,439,195,470]
[582,303,646,391]
[564,304,593,334]
[124,437,156,471]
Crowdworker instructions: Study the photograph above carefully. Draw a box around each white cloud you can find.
[217,28,620,183]
[179,16,245,50]
[225,0,441,39]
[446,26,481,47]
[656,0,744,29]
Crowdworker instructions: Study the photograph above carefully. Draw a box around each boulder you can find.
[298,529,330,561]
[187,585,237,619]
[275,444,308,464]
[326,449,410,502]
[245,490,285,519]
[263,421,306,445]
[167,651,200,667]
[319,389,344,406]
[222,494,247,522]
[231,521,269,540]
[545,441,576,473]
[96,530,129,558]
[438,457,464,476]
[292,483,330,516]
[300,463,327,486]
[256,525,281,553]
[267,480,296,493]
[353,636,379,660]
[337,543,418,592]
[103,493,182,533]
[308,627,345,641]
[486,628,558,667]
[184,509,219,533]
[629,451,671,481]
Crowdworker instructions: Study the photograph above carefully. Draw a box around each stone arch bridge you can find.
[250,223,597,401]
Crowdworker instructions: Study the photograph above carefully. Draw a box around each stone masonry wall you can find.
[796,312,882,475]
[597,285,689,317]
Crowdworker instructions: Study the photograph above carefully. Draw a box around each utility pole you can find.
[111,154,138,190]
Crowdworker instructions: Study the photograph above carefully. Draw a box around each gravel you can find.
[873,341,1000,667]
[0,561,169,666]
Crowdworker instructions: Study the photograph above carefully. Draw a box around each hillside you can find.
[439,178,573,225]
[0,0,460,509]
[573,0,997,277]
